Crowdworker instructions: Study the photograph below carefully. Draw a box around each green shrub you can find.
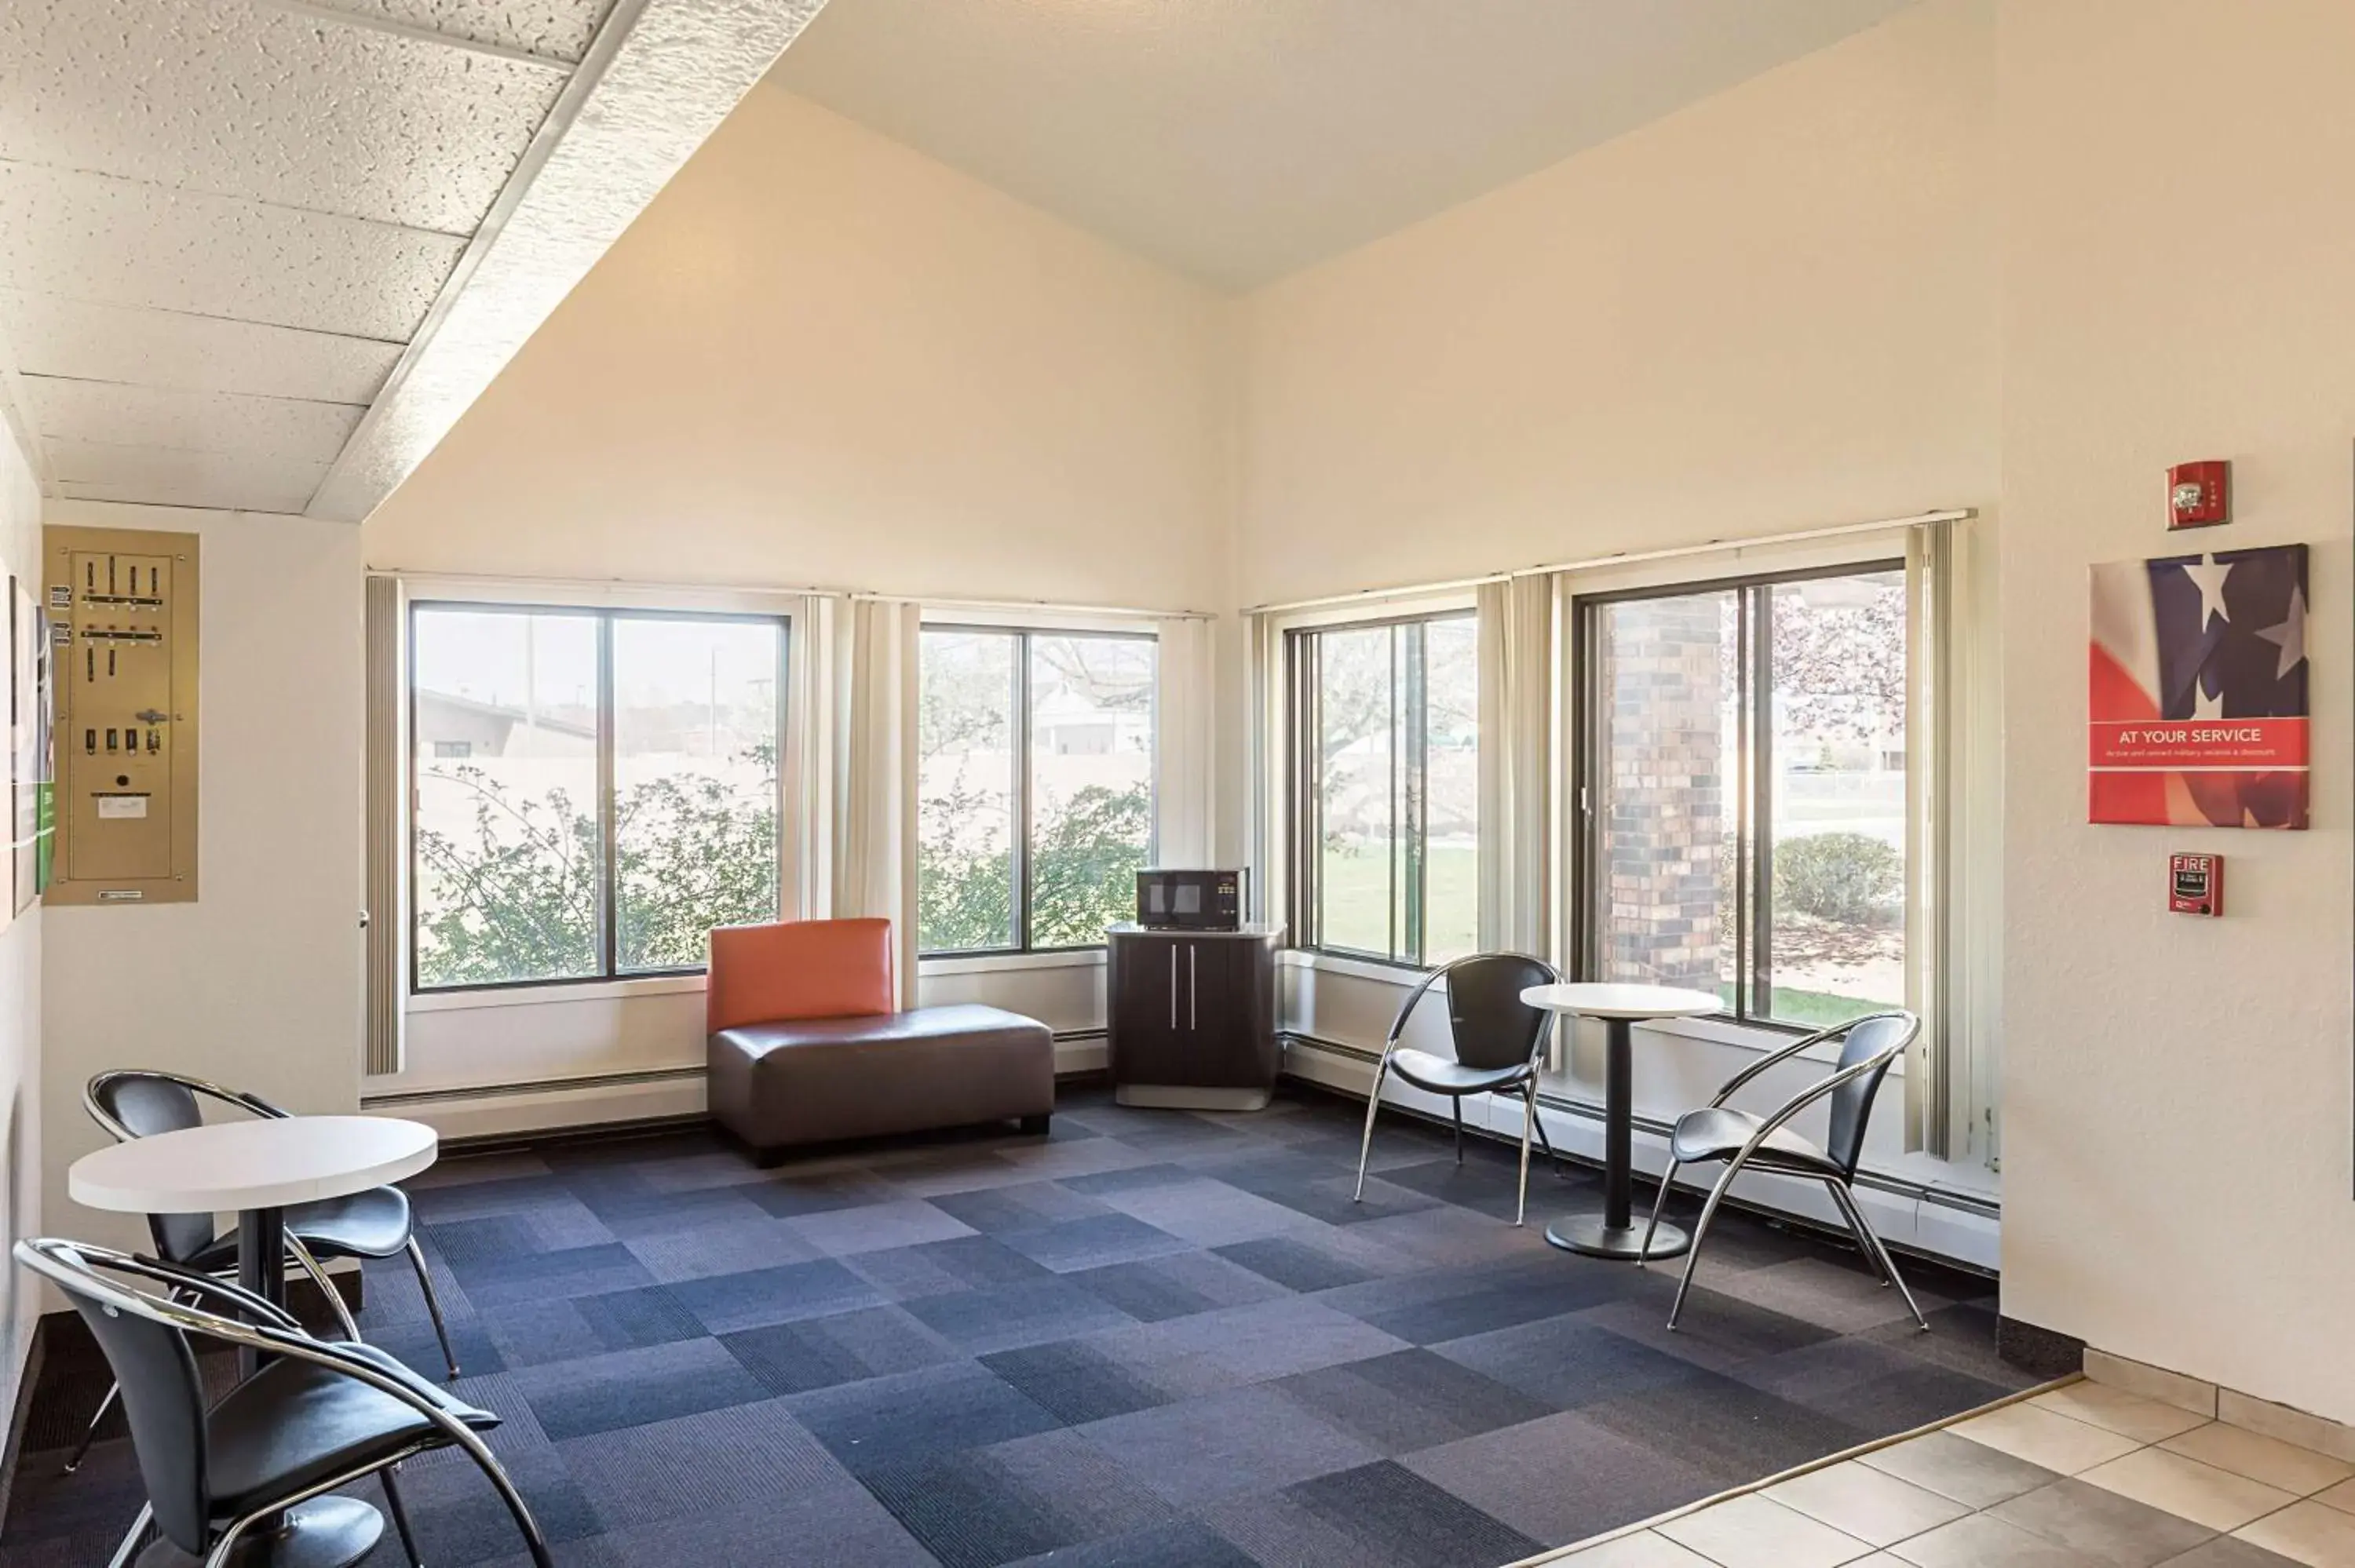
[1774,831,1900,924]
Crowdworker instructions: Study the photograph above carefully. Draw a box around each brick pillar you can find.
[1601,596,1728,990]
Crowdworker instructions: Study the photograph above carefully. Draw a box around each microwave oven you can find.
[1135,869,1246,932]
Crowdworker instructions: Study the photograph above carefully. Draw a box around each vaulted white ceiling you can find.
[771,0,1922,290]
[0,0,826,520]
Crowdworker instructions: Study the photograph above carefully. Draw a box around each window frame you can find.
[916,622,1159,960]
[1283,607,1477,971]
[1569,556,1907,1033]
[405,598,792,997]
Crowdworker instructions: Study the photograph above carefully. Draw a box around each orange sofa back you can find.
[707,918,896,1034]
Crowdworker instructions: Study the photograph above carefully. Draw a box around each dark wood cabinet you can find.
[1105,924,1282,1110]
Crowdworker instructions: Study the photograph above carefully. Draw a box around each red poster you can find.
[2089,543,2308,828]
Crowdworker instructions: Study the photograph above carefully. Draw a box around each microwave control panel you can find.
[45,526,199,905]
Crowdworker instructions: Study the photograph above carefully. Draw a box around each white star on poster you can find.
[2179,554,2233,629]
[2256,583,2307,680]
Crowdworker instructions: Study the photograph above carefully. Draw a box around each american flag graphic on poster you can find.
[2089,542,2309,828]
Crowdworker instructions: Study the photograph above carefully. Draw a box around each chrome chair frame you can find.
[16,1238,551,1568]
[65,1069,460,1475]
[1353,954,1565,1227]
[1638,1009,1926,1332]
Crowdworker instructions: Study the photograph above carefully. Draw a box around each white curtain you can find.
[1243,610,1286,928]
[831,598,922,1006]
[1153,616,1217,868]
[1476,574,1554,961]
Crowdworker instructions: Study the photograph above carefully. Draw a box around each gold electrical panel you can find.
[44,527,199,905]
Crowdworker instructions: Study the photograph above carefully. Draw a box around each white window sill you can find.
[920,948,1108,978]
[408,972,706,1014]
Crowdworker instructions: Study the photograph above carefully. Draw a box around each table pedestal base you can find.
[1546,1213,1689,1262]
[136,1497,383,1568]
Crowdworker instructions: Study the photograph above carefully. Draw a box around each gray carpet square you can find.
[929,1179,1118,1234]
[722,1305,960,1395]
[554,1397,853,1528]
[1076,1384,1382,1508]
[787,1360,1062,1475]
[1214,1233,1386,1292]
[1095,1176,1331,1246]
[1402,1409,1732,1544]
[1270,1348,1554,1454]
[670,1257,885,1334]
[425,1205,618,1262]
[999,1212,1193,1272]
[511,1337,772,1441]
[739,1169,904,1219]
[480,1285,706,1369]
[1067,1250,1291,1323]
[621,1214,823,1282]
[1058,1161,1197,1195]
[784,1198,978,1256]
[1432,1315,1723,1412]
[904,1276,1141,1355]
[847,1234,1061,1300]
[861,1429,1179,1568]
[443,1241,656,1307]
[1730,1333,2018,1436]
[1283,1460,1543,1568]
[1002,1519,1257,1568]
[1578,1366,1872,1479]
[980,1339,1179,1424]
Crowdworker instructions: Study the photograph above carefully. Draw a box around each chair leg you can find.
[61,1379,119,1473]
[1636,1159,1681,1271]
[1668,1161,1744,1330]
[287,1235,363,1342]
[382,1467,425,1568]
[104,1502,152,1568]
[1451,1099,1464,1165]
[1352,1059,1390,1203]
[1513,1084,1535,1227]
[1829,1182,1929,1332]
[408,1238,462,1380]
[1529,1101,1564,1176]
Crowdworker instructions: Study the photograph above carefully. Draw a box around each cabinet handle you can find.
[1188,945,1197,1030]
[1170,946,1178,1029]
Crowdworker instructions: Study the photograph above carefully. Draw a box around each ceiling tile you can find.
[22,377,363,465]
[0,162,466,341]
[49,444,331,514]
[0,0,569,235]
[305,0,617,65]
[3,293,402,405]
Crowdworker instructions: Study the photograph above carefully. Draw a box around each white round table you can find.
[1520,983,1722,1261]
[70,1114,438,1568]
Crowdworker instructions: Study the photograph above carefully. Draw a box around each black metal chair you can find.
[64,1070,462,1475]
[1638,1009,1926,1331]
[1353,953,1565,1227]
[16,1238,550,1568]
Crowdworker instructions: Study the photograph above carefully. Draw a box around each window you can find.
[1576,563,1905,1029]
[409,604,785,991]
[1287,612,1478,967]
[918,627,1156,954]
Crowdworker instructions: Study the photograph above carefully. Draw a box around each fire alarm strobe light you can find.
[2168,852,2223,917]
[2167,460,2230,529]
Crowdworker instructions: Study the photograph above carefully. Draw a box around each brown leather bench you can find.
[705,917,1054,1165]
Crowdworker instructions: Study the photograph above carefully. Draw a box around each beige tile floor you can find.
[1535,1380,2355,1568]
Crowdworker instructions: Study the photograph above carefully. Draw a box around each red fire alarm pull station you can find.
[2167,461,2230,529]
[2169,853,2223,916]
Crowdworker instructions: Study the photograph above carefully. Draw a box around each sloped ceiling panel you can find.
[0,0,823,517]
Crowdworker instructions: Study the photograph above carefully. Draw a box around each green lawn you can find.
[1717,980,1900,1030]
[1315,844,1477,961]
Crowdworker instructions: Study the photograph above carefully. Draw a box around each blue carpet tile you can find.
[0,1083,2033,1566]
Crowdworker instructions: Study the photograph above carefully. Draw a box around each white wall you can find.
[1229,0,2001,1222]
[39,502,363,1253]
[362,87,1231,1114]
[0,403,42,1415]
[1995,0,2355,1422]
[1234,0,1997,610]
[363,87,1230,613]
